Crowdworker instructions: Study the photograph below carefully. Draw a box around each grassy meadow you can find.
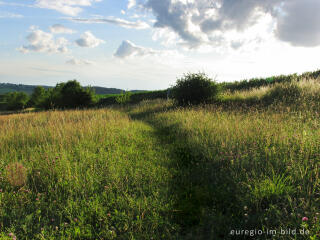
[0,79,320,239]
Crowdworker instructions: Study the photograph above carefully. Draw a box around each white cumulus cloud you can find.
[114,40,156,58]
[18,27,69,54]
[114,40,182,60]
[75,31,105,48]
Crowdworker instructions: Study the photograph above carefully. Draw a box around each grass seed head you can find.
[6,162,27,187]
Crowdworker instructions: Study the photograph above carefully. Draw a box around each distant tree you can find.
[5,92,29,110]
[39,80,96,109]
[58,80,96,108]
[171,72,219,106]
[28,86,46,107]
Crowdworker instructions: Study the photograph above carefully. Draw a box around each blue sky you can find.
[1,0,320,90]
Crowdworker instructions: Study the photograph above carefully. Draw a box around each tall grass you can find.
[0,109,178,239]
[0,78,320,239]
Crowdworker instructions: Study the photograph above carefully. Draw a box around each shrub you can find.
[116,91,132,104]
[171,72,219,106]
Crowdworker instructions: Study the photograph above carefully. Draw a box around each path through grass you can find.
[0,99,319,239]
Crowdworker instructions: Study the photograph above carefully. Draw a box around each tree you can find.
[171,72,219,106]
[39,80,96,109]
[28,86,46,107]
[58,80,96,109]
[5,92,29,110]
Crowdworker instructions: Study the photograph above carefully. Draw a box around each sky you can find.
[0,0,320,90]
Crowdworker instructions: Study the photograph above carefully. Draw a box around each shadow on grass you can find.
[128,105,246,239]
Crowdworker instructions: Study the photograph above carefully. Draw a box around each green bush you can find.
[116,91,132,104]
[4,92,29,110]
[171,73,219,106]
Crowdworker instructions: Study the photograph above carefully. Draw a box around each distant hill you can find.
[0,83,140,95]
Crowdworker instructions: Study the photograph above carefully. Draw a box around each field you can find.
[0,79,320,239]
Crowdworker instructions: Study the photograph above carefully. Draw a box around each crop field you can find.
[0,79,320,239]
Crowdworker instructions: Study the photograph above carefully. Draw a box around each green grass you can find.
[0,79,320,239]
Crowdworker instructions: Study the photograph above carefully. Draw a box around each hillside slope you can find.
[0,79,320,239]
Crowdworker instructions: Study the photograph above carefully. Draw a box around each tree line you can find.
[1,80,96,111]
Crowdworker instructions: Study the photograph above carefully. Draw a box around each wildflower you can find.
[74,218,78,222]
[302,217,308,221]
[0,189,2,193]
[36,198,39,201]
[9,233,13,237]
[107,213,111,217]
[243,206,248,211]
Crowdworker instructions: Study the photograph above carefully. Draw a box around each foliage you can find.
[98,90,167,106]
[28,86,47,108]
[1,73,320,239]
[171,72,219,106]
[0,93,320,238]
[37,80,96,109]
[4,91,29,110]
[57,80,96,109]
[0,83,125,95]
[115,91,132,104]
[219,69,320,92]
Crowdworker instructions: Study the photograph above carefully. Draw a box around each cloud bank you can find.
[141,0,320,48]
